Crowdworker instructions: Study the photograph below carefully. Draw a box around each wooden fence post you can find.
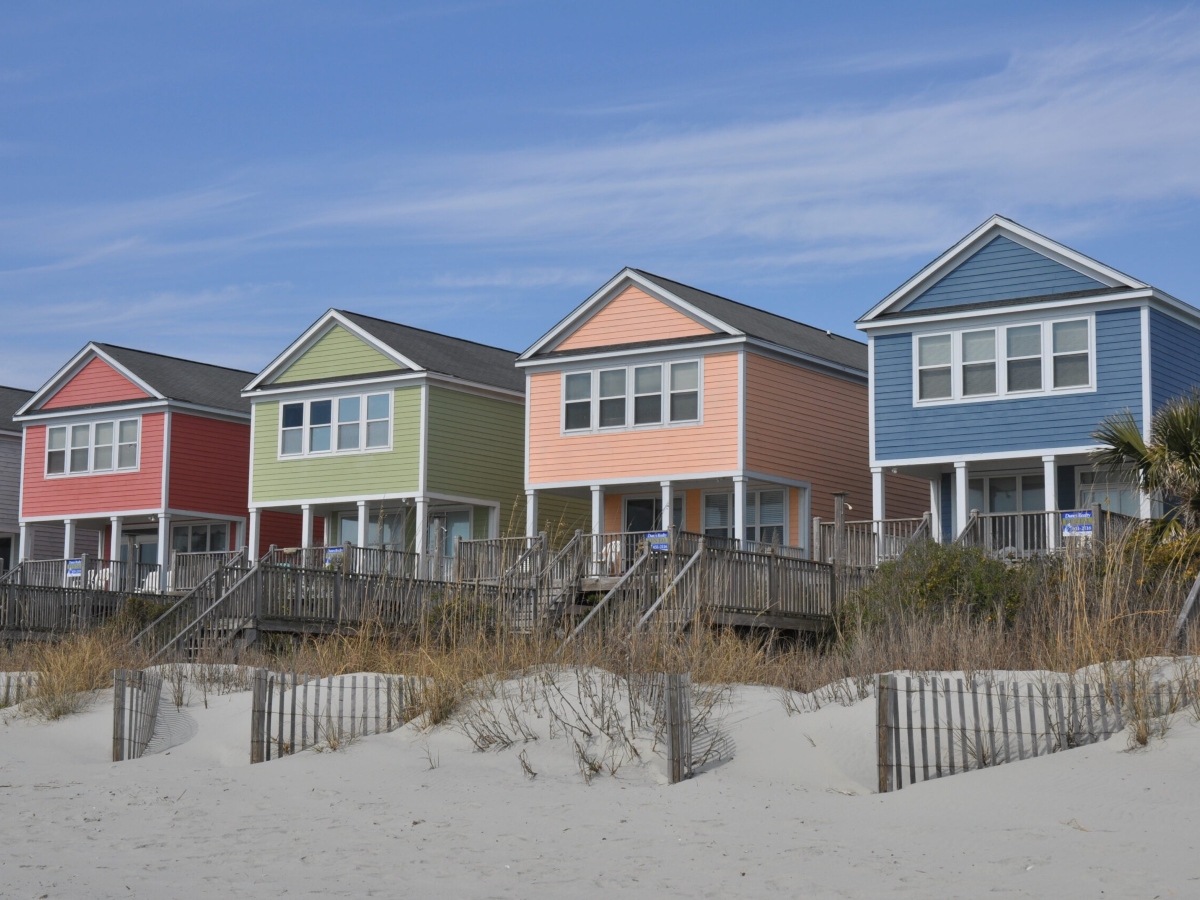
[112,669,127,762]
[250,667,268,764]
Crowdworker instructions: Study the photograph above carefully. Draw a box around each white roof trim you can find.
[518,268,740,361]
[858,215,1147,324]
[245,309,422,391]
[16,343,164,416]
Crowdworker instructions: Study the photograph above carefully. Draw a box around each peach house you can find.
[518,269,928,553]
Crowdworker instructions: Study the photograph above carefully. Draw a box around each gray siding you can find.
[0,434,19,536]
[874,307,1143,460]
[903,236,1104,312]
[1150,308,1200,411]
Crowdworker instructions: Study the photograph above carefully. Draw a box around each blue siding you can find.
[1149,308,1200,411]
[903,236,1105,312]
[874,307,1143,460]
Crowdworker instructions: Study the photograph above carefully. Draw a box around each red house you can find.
[15,343,301,583]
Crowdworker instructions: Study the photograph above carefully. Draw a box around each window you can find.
[917,335,952,400]
[746,490,786,544]
[1079,470,1139,516]
[562,359,701,432]
[703,493,731,538]
[633,366,662,425]
[564,373,592,431]
[172,523,229,554]
[1053,320,1089,388]
[1006,324,1042,392]
[669,362,699,422]
[46,418,139,476]
[961,330,996,396]
[598,369,626,428]
[279,392,392,457]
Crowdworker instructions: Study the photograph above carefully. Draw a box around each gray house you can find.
[0,386,33,571]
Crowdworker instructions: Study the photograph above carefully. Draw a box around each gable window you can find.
[46,418,139,476]
[917,335,952,400]
[961,330,996,396]
[633,366,662,425]
[279,392,392,457]
[1006,324,1042,392]
[562,359,702,433]
[1053,320,1089,388]
[669,362,699,422]
[598,369,626,428]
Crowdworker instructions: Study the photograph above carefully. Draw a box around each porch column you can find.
[871,468,885,522]
[928,480,941,544]
[62,519,75,559]
[414,497,429,568]
[109,516,123,561]
[660,481,673,529]
[247,509,260,560]
[156,514,170,569]
[301,505,313,549]
[1139,491,1154,521]
[954,462,969,538]
[733,475,747,545]
[590,485,604,535]
[1043,455,1059,551]
[525,489,538,538]
[356,500,368,547]
[18,523,30,561]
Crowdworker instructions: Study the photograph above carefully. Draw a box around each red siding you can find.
[167,413,250,519]
[22,414,166,518]
[42,357,150,410]
[260,510,305,549]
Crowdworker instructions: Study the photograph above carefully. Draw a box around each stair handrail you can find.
[129,549,248,652]
[147,561,260,662]
[556,545,650,654]
[635,540,705,631]
[952,509,981,546]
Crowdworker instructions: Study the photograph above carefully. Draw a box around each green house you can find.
[244,309,581,565]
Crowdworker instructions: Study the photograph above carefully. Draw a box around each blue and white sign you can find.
[324,547,345,567]
[65,558,83,579]
[647,531,670,551]
[1062,510,1094,537]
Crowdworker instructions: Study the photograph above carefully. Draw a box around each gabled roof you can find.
[17,343,254,418]
[521,268,867,373]
[857,215,1150,325]
[247,309,523,394]
[0,385,34,431]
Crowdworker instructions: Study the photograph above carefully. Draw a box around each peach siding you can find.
[42,357,150,410]
[21,413,166,518]
[555,286,714,352]
[527,352,740,484]
[743,353,928,523]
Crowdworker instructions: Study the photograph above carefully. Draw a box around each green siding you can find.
[472,506,491,540]
[274,324,402,384]
[251,387,421,503]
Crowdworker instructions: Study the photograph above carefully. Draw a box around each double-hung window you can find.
[745,490,786,544]
[46,418,139,476]
[1052,320,1089,388]
[917,335,952,400]
[564,373,592,431]
[563,359,701,433]
[280,392,391,456]
[669,362,699,422]
[633,366,662,425]
[598,369,626,428]
[961,330,996,396]
[1006,324,1042,392]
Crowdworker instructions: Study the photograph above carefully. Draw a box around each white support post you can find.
[63,519,75,559]
[591,485,605,535]
[871,468,885,524]
[1043,455,1058,550]
[954,462,969,539]
[109,516,123,562]
[356,500,368,548]
[156,513,170,569]
[301,505,313,549]
[660,481,673,529]
[733,475,747,546]
[1139,491,1154,521]
[415,497,429,570]
[525,489,538,538]
[928,479,941,544]
[247,510,260,560]
[18,523,31,561]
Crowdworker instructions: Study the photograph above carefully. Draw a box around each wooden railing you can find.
[132,550,251,658]
[0,582,129,634]
[813,515,931,568]
[170,550,242,591]
[1,557,167,593]
[954,507,1138,557]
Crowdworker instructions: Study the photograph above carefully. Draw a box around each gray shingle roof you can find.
[338,312,523,393]
[632,271,867,372]
[0,385,34,430]
[94,344,254,414]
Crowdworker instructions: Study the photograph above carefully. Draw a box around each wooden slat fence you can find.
[661,672,693,784]
[0,671,36,708]
[873,672,1174,792]
[112,668,165,761]
[249,669,418,763]
[2,583,129,635]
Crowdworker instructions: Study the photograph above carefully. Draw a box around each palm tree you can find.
[1093,388,1200,528]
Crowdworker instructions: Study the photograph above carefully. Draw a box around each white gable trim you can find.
[16,343,164,416]
[858,215,1146,324]
[518,268,739,361]
[245,310,422,391]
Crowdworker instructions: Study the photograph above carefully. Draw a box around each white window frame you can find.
[559,358,704,435]
[621,493,686,531]
[700,487,790,546]
[44,416,141,478]
[911,314,1096,407]
[278,390,393,459]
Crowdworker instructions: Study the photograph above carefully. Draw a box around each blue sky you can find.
[3,1,1200,387]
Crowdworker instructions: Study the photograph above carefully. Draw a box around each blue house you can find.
[857,215,1200,545]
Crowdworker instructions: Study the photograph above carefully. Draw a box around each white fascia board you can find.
[165,509,247,523]
[528,470,743,491]
[857,289,1154,334]
[244,309,423,391]
[857,216,1147,324]
[518,268,739,361]
[20,507,164,523]
[17,343,164,416]
[517,336,745,369]
[251,492,424,510]
[872,445,1102,469]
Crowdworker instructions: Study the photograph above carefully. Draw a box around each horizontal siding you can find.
[0,434,20,533]
[21,413,166,517]
[1150,308,1200,411]
[26,523,104,560]
[42,356,150,409]
[904,237,1104,312]
[425,386,525,527]
[556,286,714,351]
[527,351,740,484]
[251,387,421,504]
[259,510,304,550]
[874,307,1143,460]
[274,324,402,384]
[167,413,250,519]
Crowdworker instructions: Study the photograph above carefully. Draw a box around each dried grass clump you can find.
[20,631,142,720]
